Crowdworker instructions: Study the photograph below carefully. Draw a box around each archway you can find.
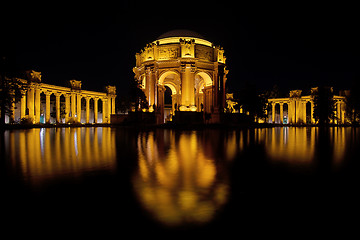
[275,103,280,124]
[306,101,312,124]
[81,97,86,123]
[283,103,289,124]
[157,71,181,122]
[195,72,213,113]
[40,92,46,123]
[59,95,65,123]
[97,98,103,123]
[164,86,173,122]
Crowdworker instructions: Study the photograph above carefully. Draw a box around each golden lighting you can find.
[133,130,233,227]
[6,127,116,186]
[258,127,347,167]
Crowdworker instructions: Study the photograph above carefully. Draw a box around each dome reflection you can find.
[133,130,233,227]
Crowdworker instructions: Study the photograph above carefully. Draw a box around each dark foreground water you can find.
[1,127,359,237]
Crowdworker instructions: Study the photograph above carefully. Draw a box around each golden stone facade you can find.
[268,88,346,124]
[133,30,228,123]
[8,70,116,124]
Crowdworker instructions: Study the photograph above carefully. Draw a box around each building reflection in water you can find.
[133,130,235,227]
[5,127,116,186]
[256,127,348,167]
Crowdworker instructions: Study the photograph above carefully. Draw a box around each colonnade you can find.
[8,75,116,124]
[268,95,346,124]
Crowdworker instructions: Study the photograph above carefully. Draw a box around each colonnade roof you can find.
[37,83,111,98]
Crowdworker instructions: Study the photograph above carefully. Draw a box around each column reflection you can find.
[133,130,232,227]
[260,127,316,165]
[7,127,116,186]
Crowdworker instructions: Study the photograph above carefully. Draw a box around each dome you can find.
[157,29,205,40]
[155,29,212,47]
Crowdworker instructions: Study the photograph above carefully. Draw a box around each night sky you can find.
[2,1,359,96]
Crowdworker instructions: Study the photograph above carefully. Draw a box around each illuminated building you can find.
[6,70,116,124]
[133,30,228,123]
[268,88,346,124]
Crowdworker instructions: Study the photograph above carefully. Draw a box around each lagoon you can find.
[1,127,358,237]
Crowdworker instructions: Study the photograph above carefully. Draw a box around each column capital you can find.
[44,91,52,96]
[54,92,62,97]
[28,83,35,89]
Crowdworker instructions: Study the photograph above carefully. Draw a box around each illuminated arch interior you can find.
[196,72,212,87]
[164,82,177,95]
[158,71,180,85]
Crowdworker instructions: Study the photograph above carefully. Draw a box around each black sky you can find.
[2,1,359,96]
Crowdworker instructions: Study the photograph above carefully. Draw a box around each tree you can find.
[237,83,267,121]
[345,82,360,124]
[0,57,28,125]
[129,77,148,111]
[311,87,336,125]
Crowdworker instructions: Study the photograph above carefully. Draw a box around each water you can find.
[1,127,359,237]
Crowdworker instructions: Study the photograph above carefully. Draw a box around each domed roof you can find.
[157,29,205,40]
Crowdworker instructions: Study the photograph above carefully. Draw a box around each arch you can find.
[275,103,280,124]
[164,82,177,95]
[158,70,180,85]
[195,71,213,87]
[283,103,289,124]
[306,101,312,124]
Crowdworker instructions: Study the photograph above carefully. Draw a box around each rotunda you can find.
[133,29,228,123]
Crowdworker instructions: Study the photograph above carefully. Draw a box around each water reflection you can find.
[133,130,234,227]
[4,127,116,186]
[257,127,349,166]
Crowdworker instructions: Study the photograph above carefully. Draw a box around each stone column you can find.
[180,64,196,111]
[337,101,341,124]
[291,100,296,124]
[146,67,156,111]
[272,102,276,123]
[111,97,116,114]
[102,98,107,123]
[310,100,315,124]
[172,94,177,114]
[145,68,150,108]
[341,102,345,124]
[280,102,284,124]
[107,96,112,120]
[20,90,27,119]
[296,101,300,123]
[34,86,41,123]
[303,101,307,124]
[158,85,165,123]
[77,94,81,123]
[65,94,70,123]
[85,96,90,124]
[55,93,61,123]
[45,91,51,123]
[27,85,35,120]
[71,92,76,118]
[94,98,99,123]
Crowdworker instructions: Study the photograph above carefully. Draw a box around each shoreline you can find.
[1,122,358,130]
